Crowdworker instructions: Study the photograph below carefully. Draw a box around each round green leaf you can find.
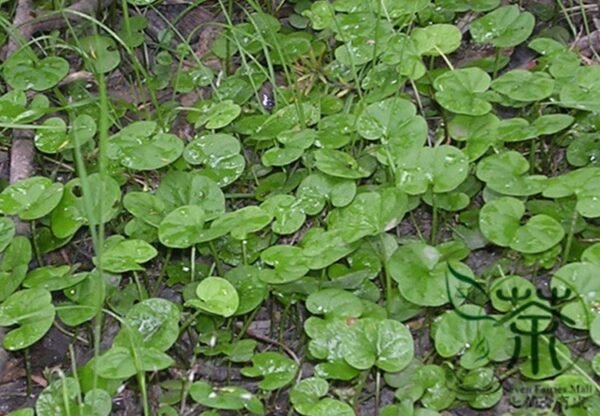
[23,265,85,291]
[306,398,354,416]
[190,381,263,413]
[551,262,600,329]
[567,133,600,167]
[260,245,309,284]
[356,97,417,141]
[511,215,565,254]
[80,36,121,73]
[3,49,69,91]
[412,24,462,56]
[241,351,298,390]
[341,318,414,373]
[114,298,180,351]
[224,265,268,315]
[0,176,63,220]
[476,151,547,196]
[395,145,469,195]
[559,66,600,113]
[314,149,372,179]
[470,5,535,48]
[51,173,121,238]
[301,228,361,270]
[290,377,329,416]
[491,70,555,102]
[260,194,306,235]
[479,197,564,253]
[306,288,364,319]
[0,288,55,350]
[262,146,305,167]
[0,217,15,252]
[35,377,80,416]
[158,205,206,248]
[435,0,499,12]
[95,237,157,273]
[190,277,239,318]
[210,206,273,240]
[183,133,245,186]
[543,168,600,218]
[107,121,184,170]
[155,171,225,219]
[189,99,241,129]
[123,192,166,227]
[328,188,408,242]
[387,242,473,306]
[35,115,96,153]
[434,68,491,115]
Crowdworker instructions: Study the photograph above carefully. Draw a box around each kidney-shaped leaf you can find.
[0,288,55,350]
[108,121,184,170]
[387,242,473,306]
[491,70,555,102]
[476,151,547,196]
[356,97,417,141]
[210,206,273,240]
[479,197,565,253]
[0,177,63,220]
[114,298,180,351]
[188,277,239,318]
[260,245,309,284]
[543,167,600,218]
[95,236,157,273]
[183,133,245,187]
[3,49,69,91]
[306,288,364,320]
[470,5,535,48]
[35,115,97,153]
[412,24,462,56]
[342,318,414,373]
[51,173,121,238]
[395,145,469,195]
[434,68,491,115]
[551,262,600,329]
[190,381,263,414]
[241,351,298,390]
[158,205,206,248]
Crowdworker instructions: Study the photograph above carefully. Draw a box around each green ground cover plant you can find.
[0,0,600,414]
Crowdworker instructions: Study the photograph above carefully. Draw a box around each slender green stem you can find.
[379,234,393,310]
[236,304,261,341]
[541,335,600,393]
[133,271,147,300]
[69,344,84,409]
[352,370,369,408]
[178,310,203,339]
[492,47,501,79]
[562,208,579,266]
[61,370,73,416]
[209,241,224,276]
[529,139,537,174]
[30,220,44,267]
[431,194,439,245]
